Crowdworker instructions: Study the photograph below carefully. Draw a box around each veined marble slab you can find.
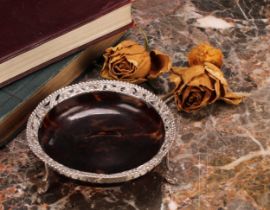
[0,0,269,209]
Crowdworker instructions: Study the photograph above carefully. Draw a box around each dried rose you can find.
[100,40,171,83]
[188,43,223,67]
[170,62,245,112]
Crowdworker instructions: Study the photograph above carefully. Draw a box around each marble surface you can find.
[1,0,270,209]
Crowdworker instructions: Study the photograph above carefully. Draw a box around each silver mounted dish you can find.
[27,80,176,184]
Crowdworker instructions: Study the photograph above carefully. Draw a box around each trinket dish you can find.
[27,80,176,183]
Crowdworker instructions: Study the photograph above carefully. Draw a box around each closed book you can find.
[0,31,126,147]
[0,0,132,87]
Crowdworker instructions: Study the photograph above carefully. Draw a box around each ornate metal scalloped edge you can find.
[26,80,176,183]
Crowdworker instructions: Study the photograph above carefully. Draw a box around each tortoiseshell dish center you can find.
[39,91,165,174]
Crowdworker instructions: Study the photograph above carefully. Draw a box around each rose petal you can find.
[171,67,187,76]
[116,40,146,55]
[192,92,202,105]
[170,67,187,89]
[107,41,146,59]
[220,91,246,105]
[171,66,206,96]
[169,71,182,88]
[209,80,221,103]
[110,57,126,71]
[200,88,212,106]
[100,67,117,80]
[174,93,184,111]
[175,86,208,113]
[181,86,192,104]
[121,44,146,55]
[109,54,125,64]
[125,49,150,65]
[181,65,206,85]
[183,101,202,112]
[102,54,110,69]
[147,50,172,79]
[188,73,214,90]
[204,62,228,86]
[185,89,205,110]
[111,64,130,77]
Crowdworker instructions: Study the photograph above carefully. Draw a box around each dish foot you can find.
[155,156,178,185]
[37,164,57,194]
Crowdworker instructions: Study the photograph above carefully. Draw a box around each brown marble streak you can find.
[0,0,270,209]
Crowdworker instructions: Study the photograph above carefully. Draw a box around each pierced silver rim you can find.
[26,80,176,183]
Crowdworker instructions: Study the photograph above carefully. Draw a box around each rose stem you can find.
[161,93,174,104]
[136,24,150,51]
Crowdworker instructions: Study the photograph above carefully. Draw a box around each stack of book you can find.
[0,0,133,146]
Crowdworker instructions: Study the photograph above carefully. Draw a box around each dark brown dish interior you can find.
[38,91,165,174]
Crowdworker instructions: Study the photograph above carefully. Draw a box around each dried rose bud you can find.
[100,40,172,84]
[188,43,223,67]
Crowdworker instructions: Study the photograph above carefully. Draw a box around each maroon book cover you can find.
[0,0,130,64]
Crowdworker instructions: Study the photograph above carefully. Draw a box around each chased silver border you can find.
[26,80,176,183]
